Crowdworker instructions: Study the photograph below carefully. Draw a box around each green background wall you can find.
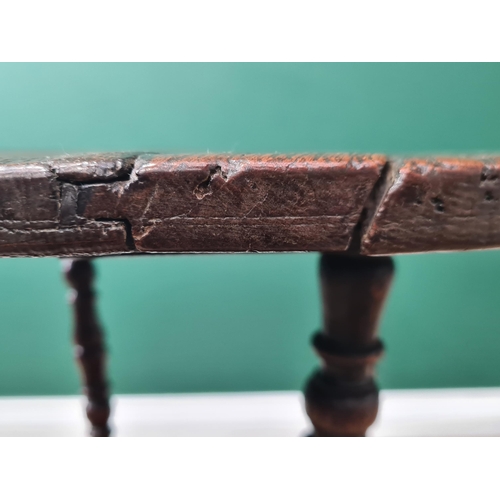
[0,63,499,396]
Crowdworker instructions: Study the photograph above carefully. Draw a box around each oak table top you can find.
[1,153,499,257]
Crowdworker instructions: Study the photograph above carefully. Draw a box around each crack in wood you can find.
[2,154,500,256]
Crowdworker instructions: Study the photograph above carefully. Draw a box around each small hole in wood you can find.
[431,197,445,213]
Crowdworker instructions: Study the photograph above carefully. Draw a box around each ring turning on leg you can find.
[63,259,111,437]
[304,253,395,437]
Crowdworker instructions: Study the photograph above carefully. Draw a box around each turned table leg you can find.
[63,259,111,437]
[304,253,395,437]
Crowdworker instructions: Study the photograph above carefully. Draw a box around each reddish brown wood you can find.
[0,154,134,257]
[0,153,385,255]
[304,253,394,437]
[79,154,385,253]
[63,258,111,437]
[2,153,500,256]
[362,157,500,254]
[5,152,500,437]
[0,223,129,257]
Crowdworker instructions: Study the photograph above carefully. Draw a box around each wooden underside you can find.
[0,153,499,257]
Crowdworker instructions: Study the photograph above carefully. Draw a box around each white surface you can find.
[1,388,500,437]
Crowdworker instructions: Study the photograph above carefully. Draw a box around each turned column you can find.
[63,258,111,437]
[304,253,395,437]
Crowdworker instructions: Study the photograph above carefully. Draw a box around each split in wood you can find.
[1,154,499,256]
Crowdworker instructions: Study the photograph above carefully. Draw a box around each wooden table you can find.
[2,153,498,436]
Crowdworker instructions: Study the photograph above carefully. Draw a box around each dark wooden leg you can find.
[304,253,395,437]
[63,258,111,437]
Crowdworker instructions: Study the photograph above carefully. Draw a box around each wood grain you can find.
[0,154,385,255]
[0,154,135,257]
[1,153,500,256]
[78,154,385,253]
[361,157,500,254]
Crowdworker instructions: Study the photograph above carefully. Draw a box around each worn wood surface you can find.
[78,154,385,253]
[0,155,133,256]
[362,157,500,254]
[0,153,499,256]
